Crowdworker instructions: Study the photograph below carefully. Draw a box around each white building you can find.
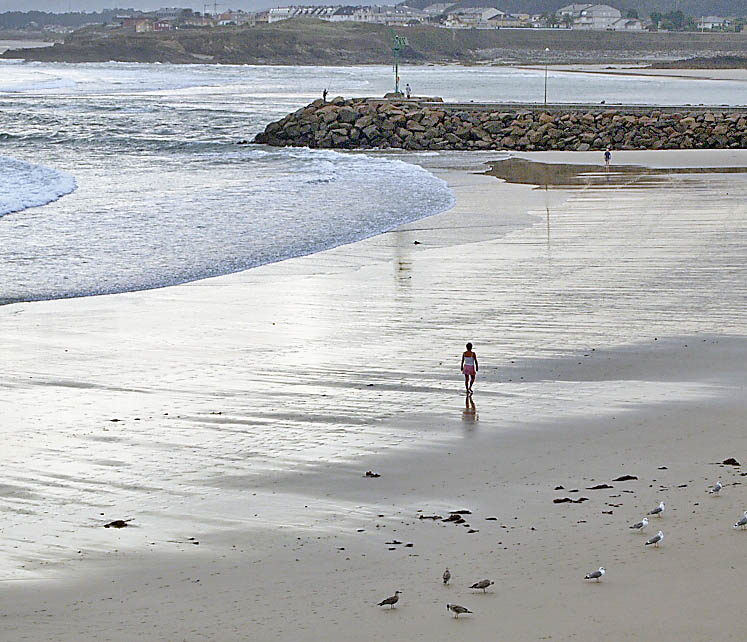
[697,16,731,30]
[573,4,622,30]
[268,7,293,23]
[268,6,338,23]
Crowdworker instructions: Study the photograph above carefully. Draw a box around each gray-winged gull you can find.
[447,603,472,618]
[469,579,494,592]
[629,517,649,531]
[645,530,664,547]
[443,568,451,584]
[584,567,606,582]
[377,590,402,608]
[708,480,723,495]
[648,501,665,517]
[733,511,747,530]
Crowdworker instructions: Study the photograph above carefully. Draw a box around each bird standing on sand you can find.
[443,568,451,585]
[584,567,606,582]
[377,590,402,608]
[733,511,747,530]
[629,517,649,531]
[648,501,665,517]
[708,481,723,495]
[469,579,494,593]
[645,530,664,547]
[447,603,472,618]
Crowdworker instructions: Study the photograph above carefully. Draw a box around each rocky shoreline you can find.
[253,98,747,152]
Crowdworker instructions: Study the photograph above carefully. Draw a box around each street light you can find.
[544,47,550,106]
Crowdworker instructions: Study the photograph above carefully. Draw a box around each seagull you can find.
[648,501,665,517]
[629,517,649,531]
[708,481,723,495]
[377,590,402,608]
[469,579,494,593]
[645,530,664,547]
[733,511,747,530]
[443,568,451,585]
[447,603,472,618]
[584,567,606,582]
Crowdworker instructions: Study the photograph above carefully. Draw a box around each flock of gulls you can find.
[581,479,744,581]
[377,573,495,618]
[377,478,744,618]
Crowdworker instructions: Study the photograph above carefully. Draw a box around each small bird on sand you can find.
[443,568,451,584]
[648,501,665,517]
[629,517,648,531]
[733,511,747,530]
[584,567,606,582]
[645,530,664,547]
[469,579,494,593]
[447,603,472,618]
[708,480,723,495]
[377,590,402,608]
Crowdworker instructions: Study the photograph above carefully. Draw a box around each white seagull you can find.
[469,579,494,592]
[629,517,649,531]
[733,511,747,530]
[645,530,664,547]
[377,590,402,608]
[708,481,723,495]
[447,603,472,618]
[648,501,665,517]
[443,568,451,584]
[584,567,606,582]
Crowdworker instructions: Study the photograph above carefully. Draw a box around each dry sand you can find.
[0,149,745,641]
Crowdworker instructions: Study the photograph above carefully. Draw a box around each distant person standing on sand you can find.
[604,147,611,168]
[461,343,478,395]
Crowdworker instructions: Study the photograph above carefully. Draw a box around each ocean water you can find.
[1,62,745,304]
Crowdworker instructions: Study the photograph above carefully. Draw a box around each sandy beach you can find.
[1,149,745,641]
[542,64,747,83]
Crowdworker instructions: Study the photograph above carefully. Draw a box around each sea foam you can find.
[0,155,77,218]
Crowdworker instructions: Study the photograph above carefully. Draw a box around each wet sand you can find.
[545,64,747,83]
[0,149,745,640]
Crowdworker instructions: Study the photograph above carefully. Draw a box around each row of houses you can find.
[111,5,738,33]
[265,4,647,31]
[556,4,643,31]
[114,9,263,32]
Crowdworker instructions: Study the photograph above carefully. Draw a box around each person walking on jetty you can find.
[460,343,478,395]
[604,147,611,169]
[405,83,412,99]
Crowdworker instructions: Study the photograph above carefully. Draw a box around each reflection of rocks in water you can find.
[486,158,747,189]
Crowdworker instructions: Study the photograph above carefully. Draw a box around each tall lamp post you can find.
[544,47,550,106]
[391,30,408,96]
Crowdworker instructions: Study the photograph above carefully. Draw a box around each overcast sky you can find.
[0,1,392,11]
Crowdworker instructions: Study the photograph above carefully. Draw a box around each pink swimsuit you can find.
[463,356,476,376]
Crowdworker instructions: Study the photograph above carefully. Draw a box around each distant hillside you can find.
[404,1,744,18]
[3,19,746,65]
[0,10,119,30]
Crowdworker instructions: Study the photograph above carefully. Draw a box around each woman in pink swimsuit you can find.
[460,342,478,395]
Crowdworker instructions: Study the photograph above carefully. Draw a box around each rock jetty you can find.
[253,97,746,152]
